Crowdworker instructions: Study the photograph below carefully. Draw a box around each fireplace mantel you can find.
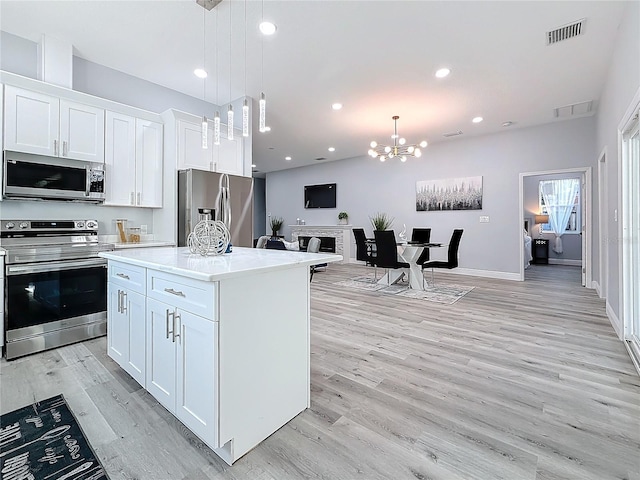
[290,225,353,263]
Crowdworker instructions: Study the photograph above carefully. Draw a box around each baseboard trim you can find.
[624,341,640,377]
[435,267,521,282]
[606,301,623,339]
[548,258,582,266]
[592,280,601,297]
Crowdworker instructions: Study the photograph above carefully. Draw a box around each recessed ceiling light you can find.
[435,68,450,78]
[331,103,342,110]
[251,164,257,168]
[259,21,277,35]
[472,116,483,123]
[328,147,335,152]
[502,121,515,127]
[285,156,292,161]
[194,68,208,78]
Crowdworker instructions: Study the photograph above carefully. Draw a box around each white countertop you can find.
[0,248,5,256]
[99,246,342,282]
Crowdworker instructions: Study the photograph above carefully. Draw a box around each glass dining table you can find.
[365,240,445,290]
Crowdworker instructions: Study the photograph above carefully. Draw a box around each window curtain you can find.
[540,179,580,254]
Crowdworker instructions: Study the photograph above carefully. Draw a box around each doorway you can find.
[619,94,640,370]
[519,168,592,286]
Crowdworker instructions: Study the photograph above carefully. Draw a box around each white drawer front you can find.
[147,270,216,319]
[109,261,146,294]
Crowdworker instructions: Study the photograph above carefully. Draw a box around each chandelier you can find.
[368,115,428,162]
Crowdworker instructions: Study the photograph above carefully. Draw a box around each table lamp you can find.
[535,214,549,237]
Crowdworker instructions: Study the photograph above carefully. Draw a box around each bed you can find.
[524,229,533,269]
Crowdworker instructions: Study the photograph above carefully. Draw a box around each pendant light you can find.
[214,8,220,146]
[200,6,208,149]
[227,2,234,141]
[242,0,249,137]
[259,0,267,133]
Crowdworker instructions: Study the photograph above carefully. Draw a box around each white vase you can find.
[338,218,348,225]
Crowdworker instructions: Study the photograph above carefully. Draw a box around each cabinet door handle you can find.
[209,161,213,171]
[63,141,68,156]
[116,273,130,280]
[130,192,135,205]
[164,288,185,297]
[54,140,58,156]
[117,290,122,313]
[121,291,127,314]
[166,309,174,340]
[137,192,141,205]
[173,311,181,344]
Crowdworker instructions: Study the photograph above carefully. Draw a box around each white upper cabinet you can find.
[4,86,59,157]
[105,111,136,206]
[177,119,213,172]
[135,119,163,208]
[105,111,163,208]
[59,99,105,162]
[176,117,244,176]
[216,132,243,176]
[4,86,104,162]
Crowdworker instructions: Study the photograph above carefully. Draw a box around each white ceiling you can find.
[0,1,630,175]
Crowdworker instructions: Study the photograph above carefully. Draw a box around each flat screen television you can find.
[304,183,336,208]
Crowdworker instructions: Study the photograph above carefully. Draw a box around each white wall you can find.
[523,173,582,262]
[595,1,640,324]
[267,116,596,276]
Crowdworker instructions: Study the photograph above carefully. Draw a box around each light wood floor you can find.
[2,264,638,480]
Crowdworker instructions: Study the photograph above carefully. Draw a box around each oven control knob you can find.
[75,221,85,229]
[19,222,29,229]
[85,220,98,230]
[5,222,15,229]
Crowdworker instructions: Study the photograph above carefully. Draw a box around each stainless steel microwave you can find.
[2,152,105,202]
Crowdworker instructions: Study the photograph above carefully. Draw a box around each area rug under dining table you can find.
[335,274,474,305]
[0,394,109,480]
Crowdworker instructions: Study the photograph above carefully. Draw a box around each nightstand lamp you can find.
[534,214,549,237]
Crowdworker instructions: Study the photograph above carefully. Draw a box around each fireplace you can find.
[290,225,353,263]
[298,236,336,253]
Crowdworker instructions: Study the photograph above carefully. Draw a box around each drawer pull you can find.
[164,288,185,297]
[116,273,130,280]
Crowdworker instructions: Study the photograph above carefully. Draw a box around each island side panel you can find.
[217,264,310,461]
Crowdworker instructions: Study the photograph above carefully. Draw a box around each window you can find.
[538,179,581,233]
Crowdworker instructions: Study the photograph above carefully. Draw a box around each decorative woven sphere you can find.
[187,220,230,256]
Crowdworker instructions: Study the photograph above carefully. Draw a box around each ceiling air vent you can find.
[547,19,585,45]
[315,157,327,161]
[443,130,463,138]
[553,100,593,118]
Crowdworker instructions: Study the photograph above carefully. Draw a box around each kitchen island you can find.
[99,246,342,465]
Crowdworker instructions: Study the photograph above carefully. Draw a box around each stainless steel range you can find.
[1,220,114,359]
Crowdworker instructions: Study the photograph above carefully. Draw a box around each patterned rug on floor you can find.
[335,273,474,305]
[0,394,109,480]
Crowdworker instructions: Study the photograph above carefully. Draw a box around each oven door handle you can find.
[6,258,107,275]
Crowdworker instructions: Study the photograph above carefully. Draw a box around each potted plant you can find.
[338,211,349,225]
[369,212,394,231]
[270,216,284,238]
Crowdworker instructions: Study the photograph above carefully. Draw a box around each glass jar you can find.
[128,227,141,244]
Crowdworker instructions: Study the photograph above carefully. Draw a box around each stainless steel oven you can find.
[1,220,113,359]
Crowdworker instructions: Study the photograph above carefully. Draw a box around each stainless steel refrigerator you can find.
[178,169,254,248]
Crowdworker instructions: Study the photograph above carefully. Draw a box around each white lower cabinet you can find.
[107,283,146,386]
[146,294,219,448]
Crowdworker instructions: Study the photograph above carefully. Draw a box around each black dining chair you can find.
[421,229,463,285]
[373,230,410,285]
[353,228,377,278]
[307,237,322,281]
[411,228,432,266]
